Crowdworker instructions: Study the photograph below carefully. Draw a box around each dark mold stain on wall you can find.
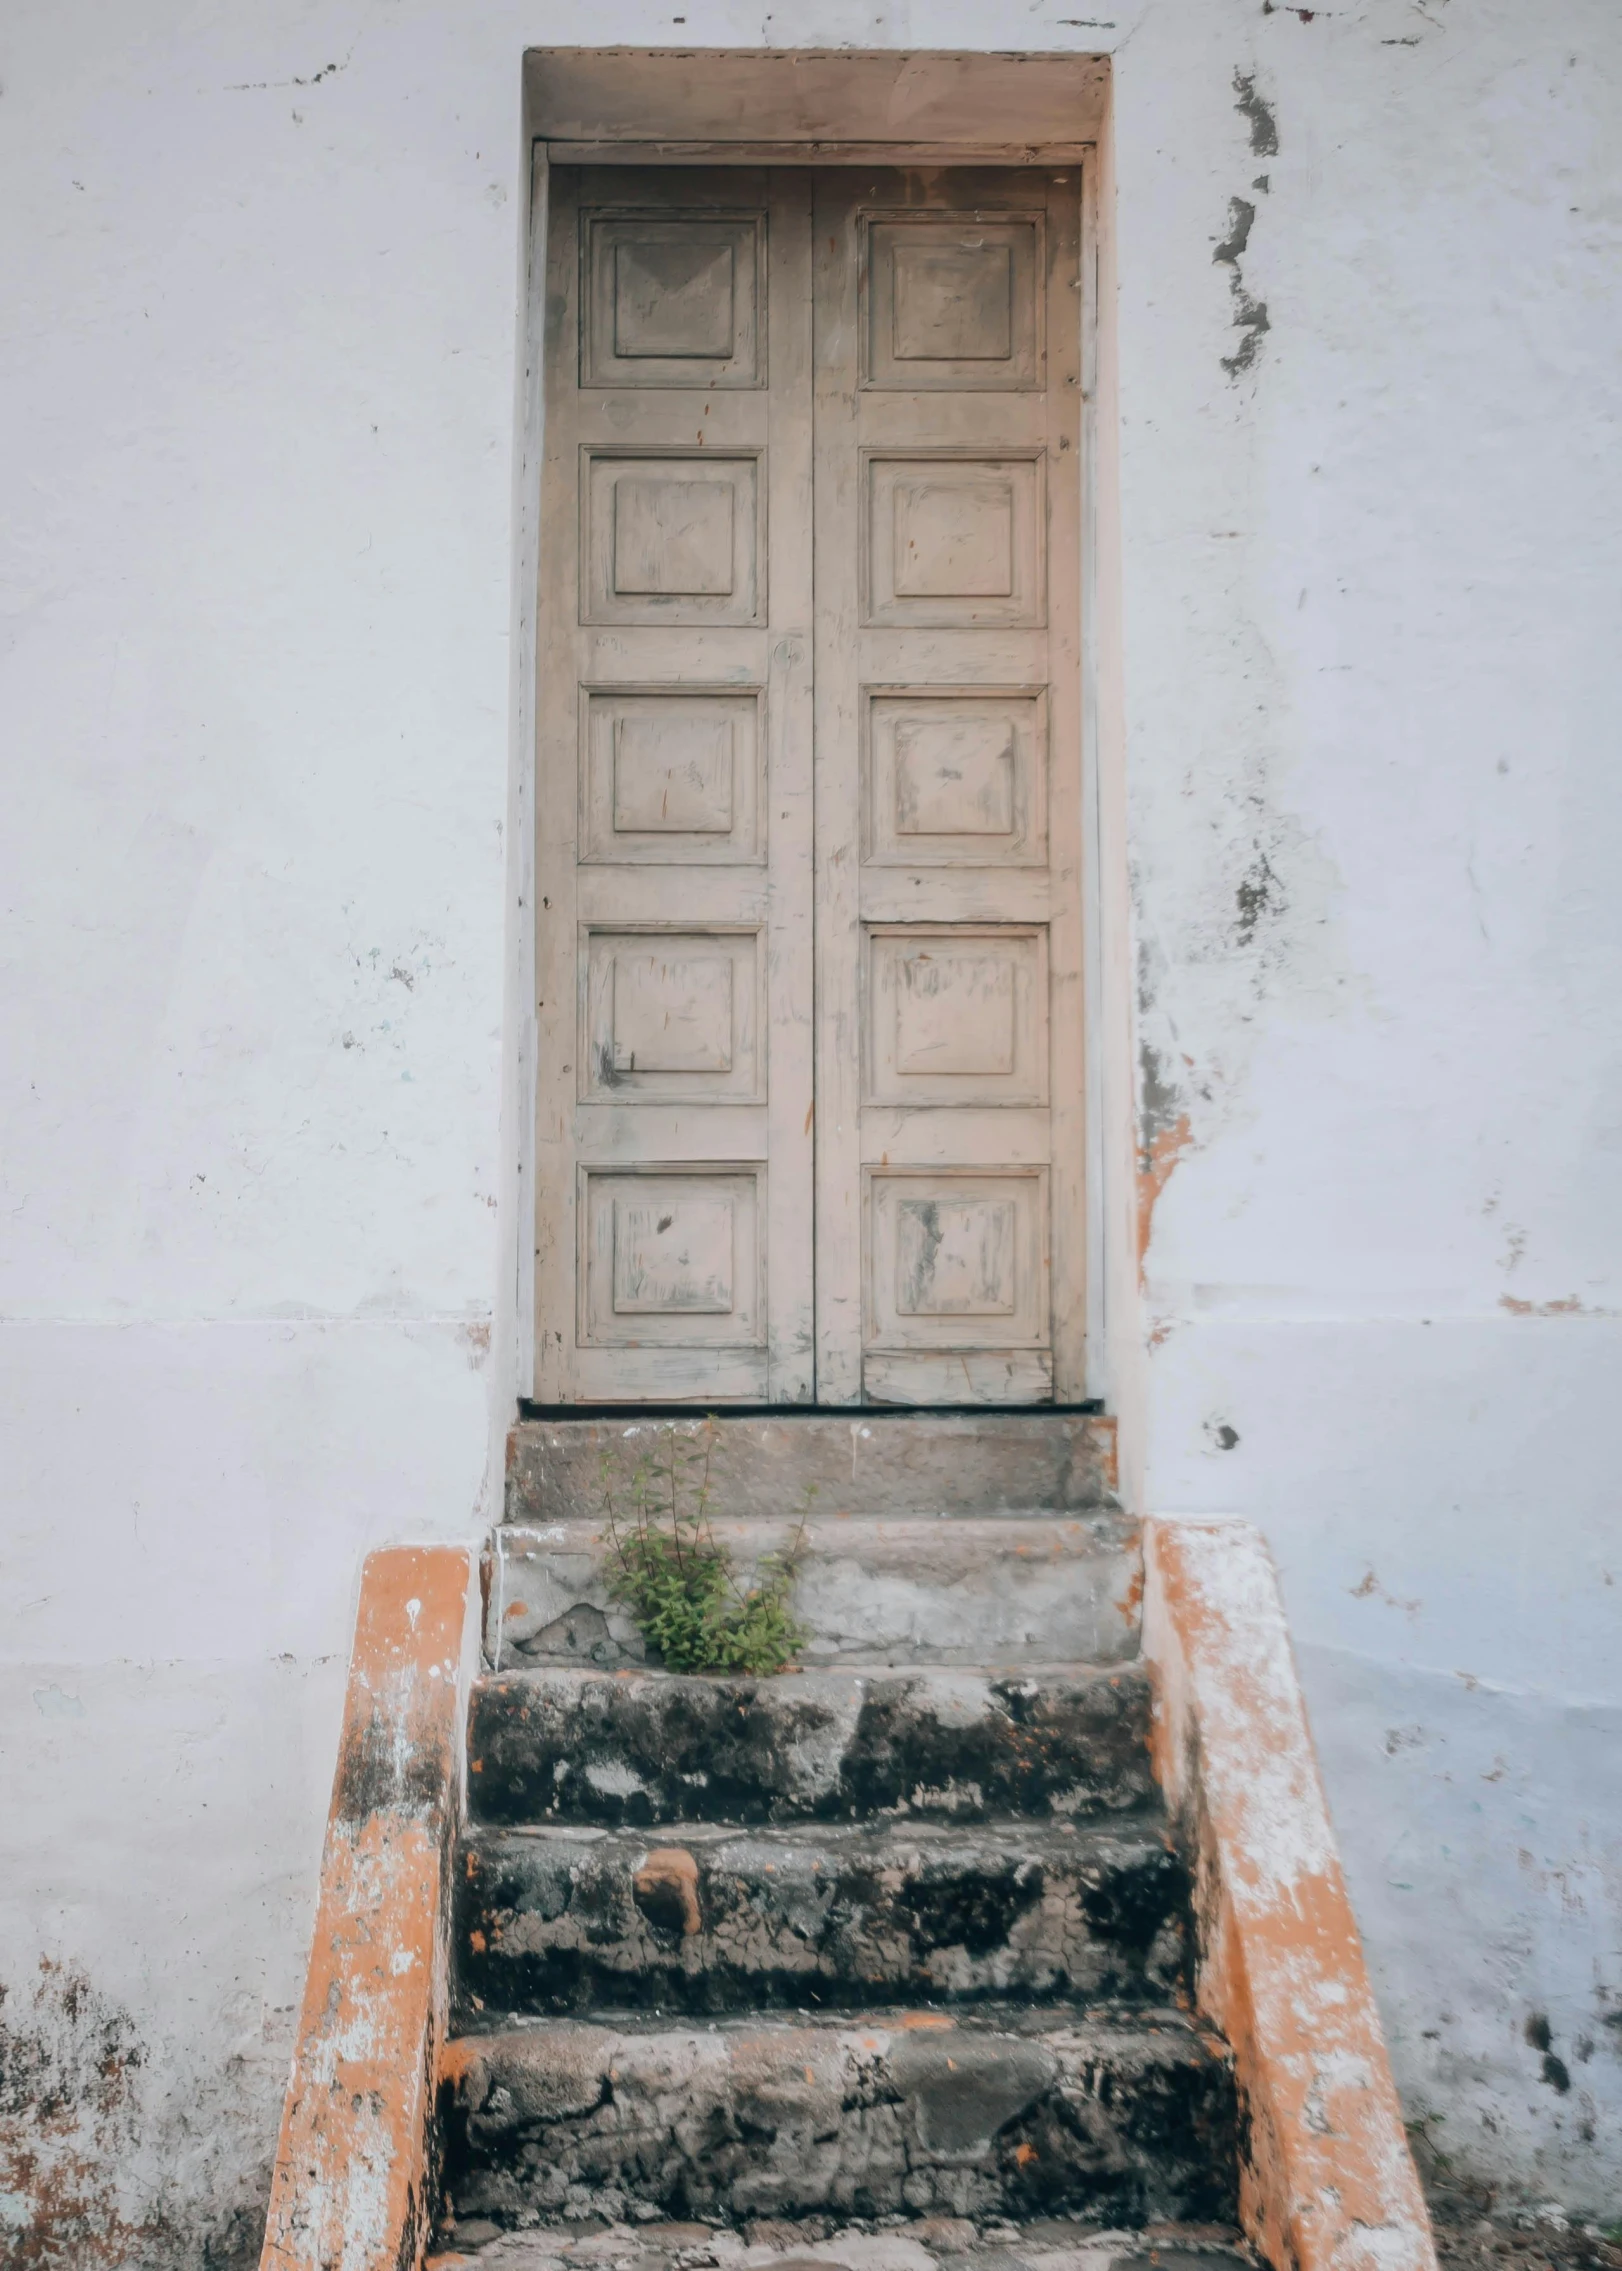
[1524,2011,1573,2096]
[0,1958,263,2270]
[1234,846,1284,946]
[0,1958,154,2269]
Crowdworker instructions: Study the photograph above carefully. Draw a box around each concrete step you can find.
[456,1817,1187,2019]
[487,1519,1140,1673]
[467,1667,1156,1831]
[440,2004,1235,2232]
[433,2211,1253,2271]
[506,1415,1119,1528]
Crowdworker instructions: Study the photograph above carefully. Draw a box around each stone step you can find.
[456,1817,1187,2019]
[487,1518,1140,1672]
[433,2212,1253,2271]
[440,2005,1235,2232]
[467,1667,1156,1831]
[506,1415,1119,1528]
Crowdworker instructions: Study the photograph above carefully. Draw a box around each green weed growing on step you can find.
[599,1420,810,1676]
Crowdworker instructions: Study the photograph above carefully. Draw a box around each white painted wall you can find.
[1109,0,1622,2208]
[1,1,1617,2258]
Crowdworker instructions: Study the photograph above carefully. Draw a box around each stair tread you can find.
[467,1811,1173,1853]
[474,1662,1146,1686]
[448,1999,1209,2046]
[435,2215,1252,2271]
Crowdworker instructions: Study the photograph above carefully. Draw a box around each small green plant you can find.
[600,1419,810,1675]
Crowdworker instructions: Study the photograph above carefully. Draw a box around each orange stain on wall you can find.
[1137,1112,1194,1289]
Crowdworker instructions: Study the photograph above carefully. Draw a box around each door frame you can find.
[507,50,1114,1410]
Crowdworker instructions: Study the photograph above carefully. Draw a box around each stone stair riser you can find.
[488,1518,1140,1672]
[468,1669,1157,1830]
[457,1822,1187,2018]
[443,2014,1236,2229]
[505,1415,1121,1528]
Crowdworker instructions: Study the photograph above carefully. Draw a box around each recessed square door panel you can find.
[583,211,765,387]
[581,688,764,863]
[583,451,764,624]
[866,927,1048,1106]
[863,454,1045,628]
[582,929,763,1101]
[863,217,1041,390]
[865,1169,1049,1351]
[865,690,1047,866]
[581,1168,764,1347]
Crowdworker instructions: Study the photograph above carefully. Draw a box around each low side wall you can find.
[1144,1518,1437,2271]
[259,1545,473,2271]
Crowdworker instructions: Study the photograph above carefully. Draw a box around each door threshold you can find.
[516,1399,1106,1421]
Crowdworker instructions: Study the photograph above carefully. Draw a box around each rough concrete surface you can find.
[505,1419,1120,1528]
[441,2008,1236,2228]
[457,1819,1187,2018]
[487,1520,1141,1673]
[468,1669,1157,1830]
[428,2214,1253,2271]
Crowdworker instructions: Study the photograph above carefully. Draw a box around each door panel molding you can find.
[581,205,769,389]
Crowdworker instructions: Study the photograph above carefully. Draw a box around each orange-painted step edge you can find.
[1144,1519,1438,2271]
[260,1544,473,2271]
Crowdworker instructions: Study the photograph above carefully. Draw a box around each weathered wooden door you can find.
[812,171,1085,1406]
[534,168,816,1403]
[534,165,1084,1405]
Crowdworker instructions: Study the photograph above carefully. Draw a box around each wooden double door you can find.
[534,164,1085,1405]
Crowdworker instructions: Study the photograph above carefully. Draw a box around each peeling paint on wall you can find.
[1131,770,1360,1292]
[0,1957,263,2270]
[1213,193,1271,378]
[1231,68,1280,158]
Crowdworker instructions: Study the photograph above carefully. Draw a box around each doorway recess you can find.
[518,51,1109,1411]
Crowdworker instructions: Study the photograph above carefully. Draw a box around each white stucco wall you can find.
[1,1,1617,2260]
[1108,0,1622,2208]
